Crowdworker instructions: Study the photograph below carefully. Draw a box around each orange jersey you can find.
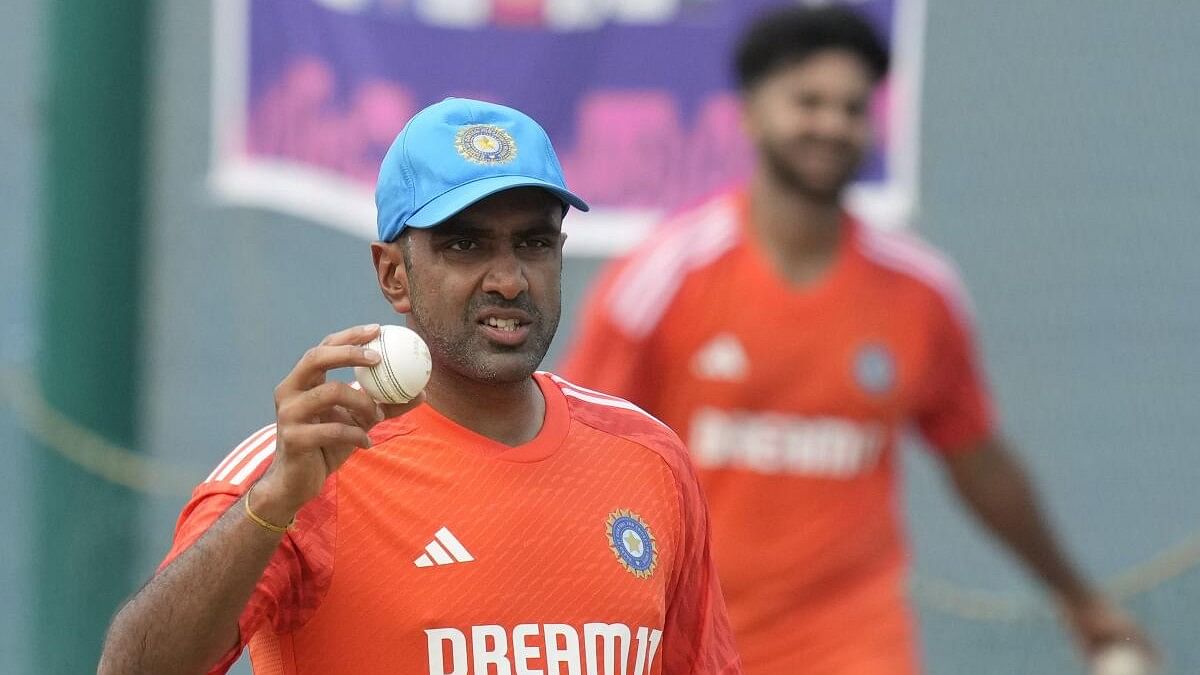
[160,372,741,675]
[561,190,995,674]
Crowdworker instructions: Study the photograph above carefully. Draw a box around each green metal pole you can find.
[35,1,151,671]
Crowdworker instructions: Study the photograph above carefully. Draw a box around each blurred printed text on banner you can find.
[210,0,924,255]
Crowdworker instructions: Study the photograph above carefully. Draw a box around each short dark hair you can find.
[734,5,890,91]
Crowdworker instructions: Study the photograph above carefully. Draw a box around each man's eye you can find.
[448,239,478,251]
[518,238,552,249]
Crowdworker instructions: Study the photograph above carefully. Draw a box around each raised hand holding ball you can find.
[354,325,431,404]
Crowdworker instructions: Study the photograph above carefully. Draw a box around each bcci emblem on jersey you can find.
[854,343,896,395]
[607,510,656,579]
[454,124,517,165]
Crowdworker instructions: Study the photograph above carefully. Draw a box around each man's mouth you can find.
[483,316,523,332]
[477,312,534,347]
[791,139,854,162]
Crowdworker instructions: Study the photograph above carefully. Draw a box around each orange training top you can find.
[561,189,995,674]
[160,372,741,675]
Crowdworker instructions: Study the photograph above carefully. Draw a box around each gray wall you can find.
[915,0,1200,593]
[2,1,1197,673]
[908,3,1200,671]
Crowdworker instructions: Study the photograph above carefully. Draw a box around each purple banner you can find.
[211,0,922,253]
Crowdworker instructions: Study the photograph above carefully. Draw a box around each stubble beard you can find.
[760,139,857,206]
[407,281,560,385]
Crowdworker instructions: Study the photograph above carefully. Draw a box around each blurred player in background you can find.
[99,98,739,674]
[562,6,1155,674]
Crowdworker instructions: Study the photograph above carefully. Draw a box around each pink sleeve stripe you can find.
[606,195,741,339]
[229,439,277,486]
[858,227,976,326]
[546,373,671,428]
[206,424,276,483]
[207,426,277,484]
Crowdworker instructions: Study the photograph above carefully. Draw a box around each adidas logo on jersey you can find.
[691,333,748,381]
[414,527,475,567]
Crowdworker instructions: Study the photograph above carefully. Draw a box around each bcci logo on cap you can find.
[454,124,517,165]
[606,510,656,579]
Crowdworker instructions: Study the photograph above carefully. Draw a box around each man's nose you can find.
[481,248,529,300]
[811,106,854,139]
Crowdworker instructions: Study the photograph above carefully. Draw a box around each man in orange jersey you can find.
[99,98,741,675]
[561,6,1154,674]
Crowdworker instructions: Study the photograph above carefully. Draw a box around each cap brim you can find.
[404,175,590,229]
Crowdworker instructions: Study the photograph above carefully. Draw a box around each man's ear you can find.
[370,240,412,314]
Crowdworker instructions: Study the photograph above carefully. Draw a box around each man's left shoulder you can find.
[855,225,976,322]
[544,372,690,466]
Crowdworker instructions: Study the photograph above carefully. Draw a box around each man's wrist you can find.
[245,476,303,528]
[1053,581,1099,611]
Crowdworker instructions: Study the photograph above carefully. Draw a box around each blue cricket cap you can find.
[375,98,589,242]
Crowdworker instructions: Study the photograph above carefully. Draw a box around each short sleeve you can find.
[915,297,997,455]
[157,425,336,674]
[659,440,742,673]
[559,259,657,409]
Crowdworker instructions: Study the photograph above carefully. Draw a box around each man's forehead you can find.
[768,51,875,89]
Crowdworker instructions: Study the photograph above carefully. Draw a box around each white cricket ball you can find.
[1091,643,1155,675]
[354,325,431,404]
